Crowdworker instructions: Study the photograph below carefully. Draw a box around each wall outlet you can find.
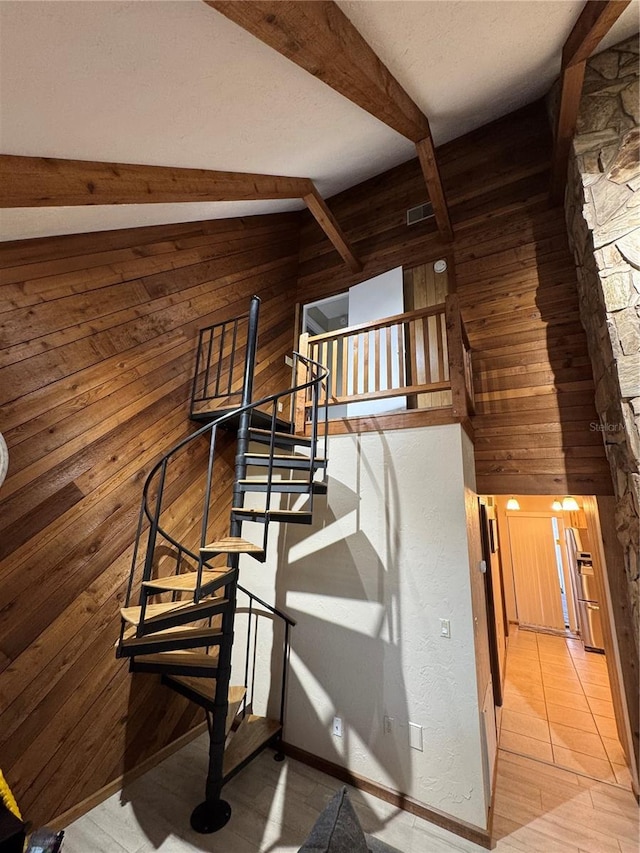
[440,618,451,639]
[383,715,394,735]
[277,402,284,412]
[332,716,343,737]
[409,722,423,751]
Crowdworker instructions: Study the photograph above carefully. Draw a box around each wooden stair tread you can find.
[237,478,308,484]
[245,454,324,461]
[223,714,281,777]
[168,677,244,703]
[143,569,231,592]
[120,597,227,626]
[201,537,264,554]
[168,678,245,733]
[231,507,311,516]
[122,625,222,645]
[249,428,311,443]
[135,650,219,667]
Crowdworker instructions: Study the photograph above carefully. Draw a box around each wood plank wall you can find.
[0,212,299,826]
[297,101,612,496]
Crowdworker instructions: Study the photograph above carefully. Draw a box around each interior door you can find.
[347,267,405,417]
[508,514,566,631]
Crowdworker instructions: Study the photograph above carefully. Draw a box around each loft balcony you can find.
[295,293,474,434]
[189,294,474,436]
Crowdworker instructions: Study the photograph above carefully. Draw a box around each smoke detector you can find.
[434,259,447,274]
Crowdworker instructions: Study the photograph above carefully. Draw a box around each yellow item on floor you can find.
[0,769,21,820]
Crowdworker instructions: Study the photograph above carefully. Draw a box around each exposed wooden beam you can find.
[0,154,361,273]
[206,0,429,141]
[562,0,632,67]
[550,0,631,203]
[550,61,587,203]
[206,1,452,242]
[303,186,362,273]
[416,138,453,243]
[0,154,314,207]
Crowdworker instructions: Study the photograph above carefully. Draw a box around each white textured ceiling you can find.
[1,0,638,242]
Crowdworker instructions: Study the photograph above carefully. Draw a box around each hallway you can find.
[500,627,632,788]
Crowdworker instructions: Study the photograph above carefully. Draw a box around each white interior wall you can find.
[238,425,489,830]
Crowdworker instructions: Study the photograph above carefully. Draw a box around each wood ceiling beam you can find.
[303,186,362,273]
[562,0,631,67]
[206,1,453,243]
[0,154,314,207]
[0,154,361,272]
[550,0,631,203]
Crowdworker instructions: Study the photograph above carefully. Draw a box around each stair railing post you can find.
[445,293,468,421]
[192,295,260,834]
[294,333,309,435]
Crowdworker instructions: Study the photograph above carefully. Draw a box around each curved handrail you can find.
[237,584,297,627]
[127,350,329,610]
[142,350,328,518]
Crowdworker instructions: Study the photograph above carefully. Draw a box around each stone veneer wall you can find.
[564,37,639,649]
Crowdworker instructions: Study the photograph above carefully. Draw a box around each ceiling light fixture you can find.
[562,495,580,511]
[551,499,563,511]
[506,497,520,511]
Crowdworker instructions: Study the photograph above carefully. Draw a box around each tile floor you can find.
[61,734,639,853]
[501,626,632,788]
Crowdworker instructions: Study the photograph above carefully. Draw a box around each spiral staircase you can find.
[116,296,329,833]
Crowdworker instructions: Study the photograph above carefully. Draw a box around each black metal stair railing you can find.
[190,312,250,417]
[120,354,329,629]
[118,295,329,834]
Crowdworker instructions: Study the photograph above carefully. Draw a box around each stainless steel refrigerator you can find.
[565,528,605,653]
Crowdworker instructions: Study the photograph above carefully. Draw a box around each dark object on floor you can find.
[25,828,64,852]
[297,786,401,853]
[0,801,26,853]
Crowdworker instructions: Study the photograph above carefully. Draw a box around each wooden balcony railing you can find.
[296,294,474,430]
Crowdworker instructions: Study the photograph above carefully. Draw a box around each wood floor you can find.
[62,732,639,852]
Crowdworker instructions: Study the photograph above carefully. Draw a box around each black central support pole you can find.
[191,295,260,834]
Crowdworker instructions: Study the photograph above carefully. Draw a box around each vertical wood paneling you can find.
[296,100,612,496]
[0,212,299,826]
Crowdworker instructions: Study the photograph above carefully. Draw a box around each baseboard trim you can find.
[282,741,493,850]
[49,721,208,831]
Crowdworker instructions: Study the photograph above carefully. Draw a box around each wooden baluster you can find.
[436,312,445,385]
[398,324,407,389]
[341,335,348,399]
[331,338,338,406]
[352,334,359,396]
[320,341,328,405]
[408,319,419,390]
[423,315,432,385]
[363,331,370,394]
[295,332,309,434]
[441,310,450,382]
[374,328,380,395]
[386,326,393,390]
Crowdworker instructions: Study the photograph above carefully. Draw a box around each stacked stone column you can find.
[564,36,639,649]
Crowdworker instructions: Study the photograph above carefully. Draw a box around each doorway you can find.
[302,267,406,418]
[487,494,635,789]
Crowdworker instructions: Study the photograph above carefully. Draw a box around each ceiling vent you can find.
[406,202,434,226]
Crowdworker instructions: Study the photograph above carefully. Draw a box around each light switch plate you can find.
[409,722,423,751]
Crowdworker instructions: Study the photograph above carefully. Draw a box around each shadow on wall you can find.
[271,431,412,812]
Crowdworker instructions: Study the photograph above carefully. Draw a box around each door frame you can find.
[478,498,503,707]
